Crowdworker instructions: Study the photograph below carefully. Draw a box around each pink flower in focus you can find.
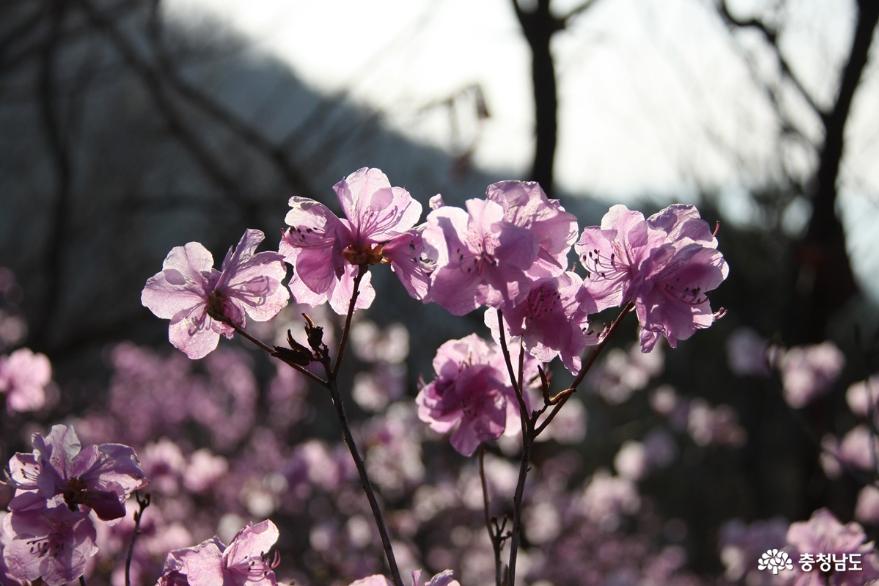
[2,501,98,586]
[416,335,519,456]
[577,204,728,352]
[424,198,537,315]
[142,229,289,359]
[486,272,597,373]
[280,168,425,313]
[157,520,280,586]
[0,348,51,414]
[777,342,845,408]
[8,424,144,521]
[484,181,578,278]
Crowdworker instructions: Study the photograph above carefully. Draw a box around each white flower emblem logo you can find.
[758,549,794,575]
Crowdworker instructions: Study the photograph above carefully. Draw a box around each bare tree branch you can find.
[33,0,71,349]
[715,0,827,120]
[144,0,314,194]
[76,0,257,222]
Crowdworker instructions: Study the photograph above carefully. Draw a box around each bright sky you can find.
[168,0,879,296]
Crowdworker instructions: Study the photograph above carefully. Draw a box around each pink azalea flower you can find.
[2,500,98,586]
[486,272,597,373]
[156,520,280,586]
[576,204,728,352]
[416,334,523,456]
[8,424,144,521]
[280,168,425,313]
[0,348,51,414]
[425,181,575,315]
[484,181,578,278]
[425,199,535,315]
[142,229,289,359]
[777,342,845,409]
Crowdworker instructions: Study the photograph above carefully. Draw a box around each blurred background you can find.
[1,0,879,584]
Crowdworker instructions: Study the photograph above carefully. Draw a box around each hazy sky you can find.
[168,0,879,295]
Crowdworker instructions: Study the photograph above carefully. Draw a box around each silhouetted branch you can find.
[144,0,314,194]
[33,0,71,350]
[715,0,826,119]
[76,0,256,221]
[511,0,562,192]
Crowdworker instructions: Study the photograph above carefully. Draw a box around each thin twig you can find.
[227,322,328,387]
[332,265,367,379]
[496,310,530,585]
[533,302,633,436]
[479,447,504,586]
[318,265,403,586]
[125,492,151,586]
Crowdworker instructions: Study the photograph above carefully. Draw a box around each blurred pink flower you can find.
[846,374,879,418]
[280,168,425,313]
[157,520,280,586]
[786,508,879,585]
[2,500,98,586]
[8,424,144,521]
[726,327,770,377]
[142,229,289,359]
[577,204,728,352]
[777,342,845,408]
[486,272,597,373]
[718,517,788,583]
[416,334,519,456]
[855,485,879,525]
[0,348,50,414]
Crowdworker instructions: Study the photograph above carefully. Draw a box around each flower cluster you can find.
[2,425,145,585]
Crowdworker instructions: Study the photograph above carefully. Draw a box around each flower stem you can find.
[479,447,504,586]
[499,303,634,585]
[332,265,367,379]
[533,302,633,437]
[496,310,530,585]
[125,492,150,586]
[321,265,403,586]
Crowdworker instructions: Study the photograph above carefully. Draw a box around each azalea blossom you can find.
[156,520,280,586]
[2,500,98,586]
[425,181,575,315]
[484,180,578,278]
[142,229,289,359]
[0,348,51,414]
[280,168,426,313]
[8,424,144,521]
[576,204,728,352]
[486,272,597,373]
[416,334,525,456]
